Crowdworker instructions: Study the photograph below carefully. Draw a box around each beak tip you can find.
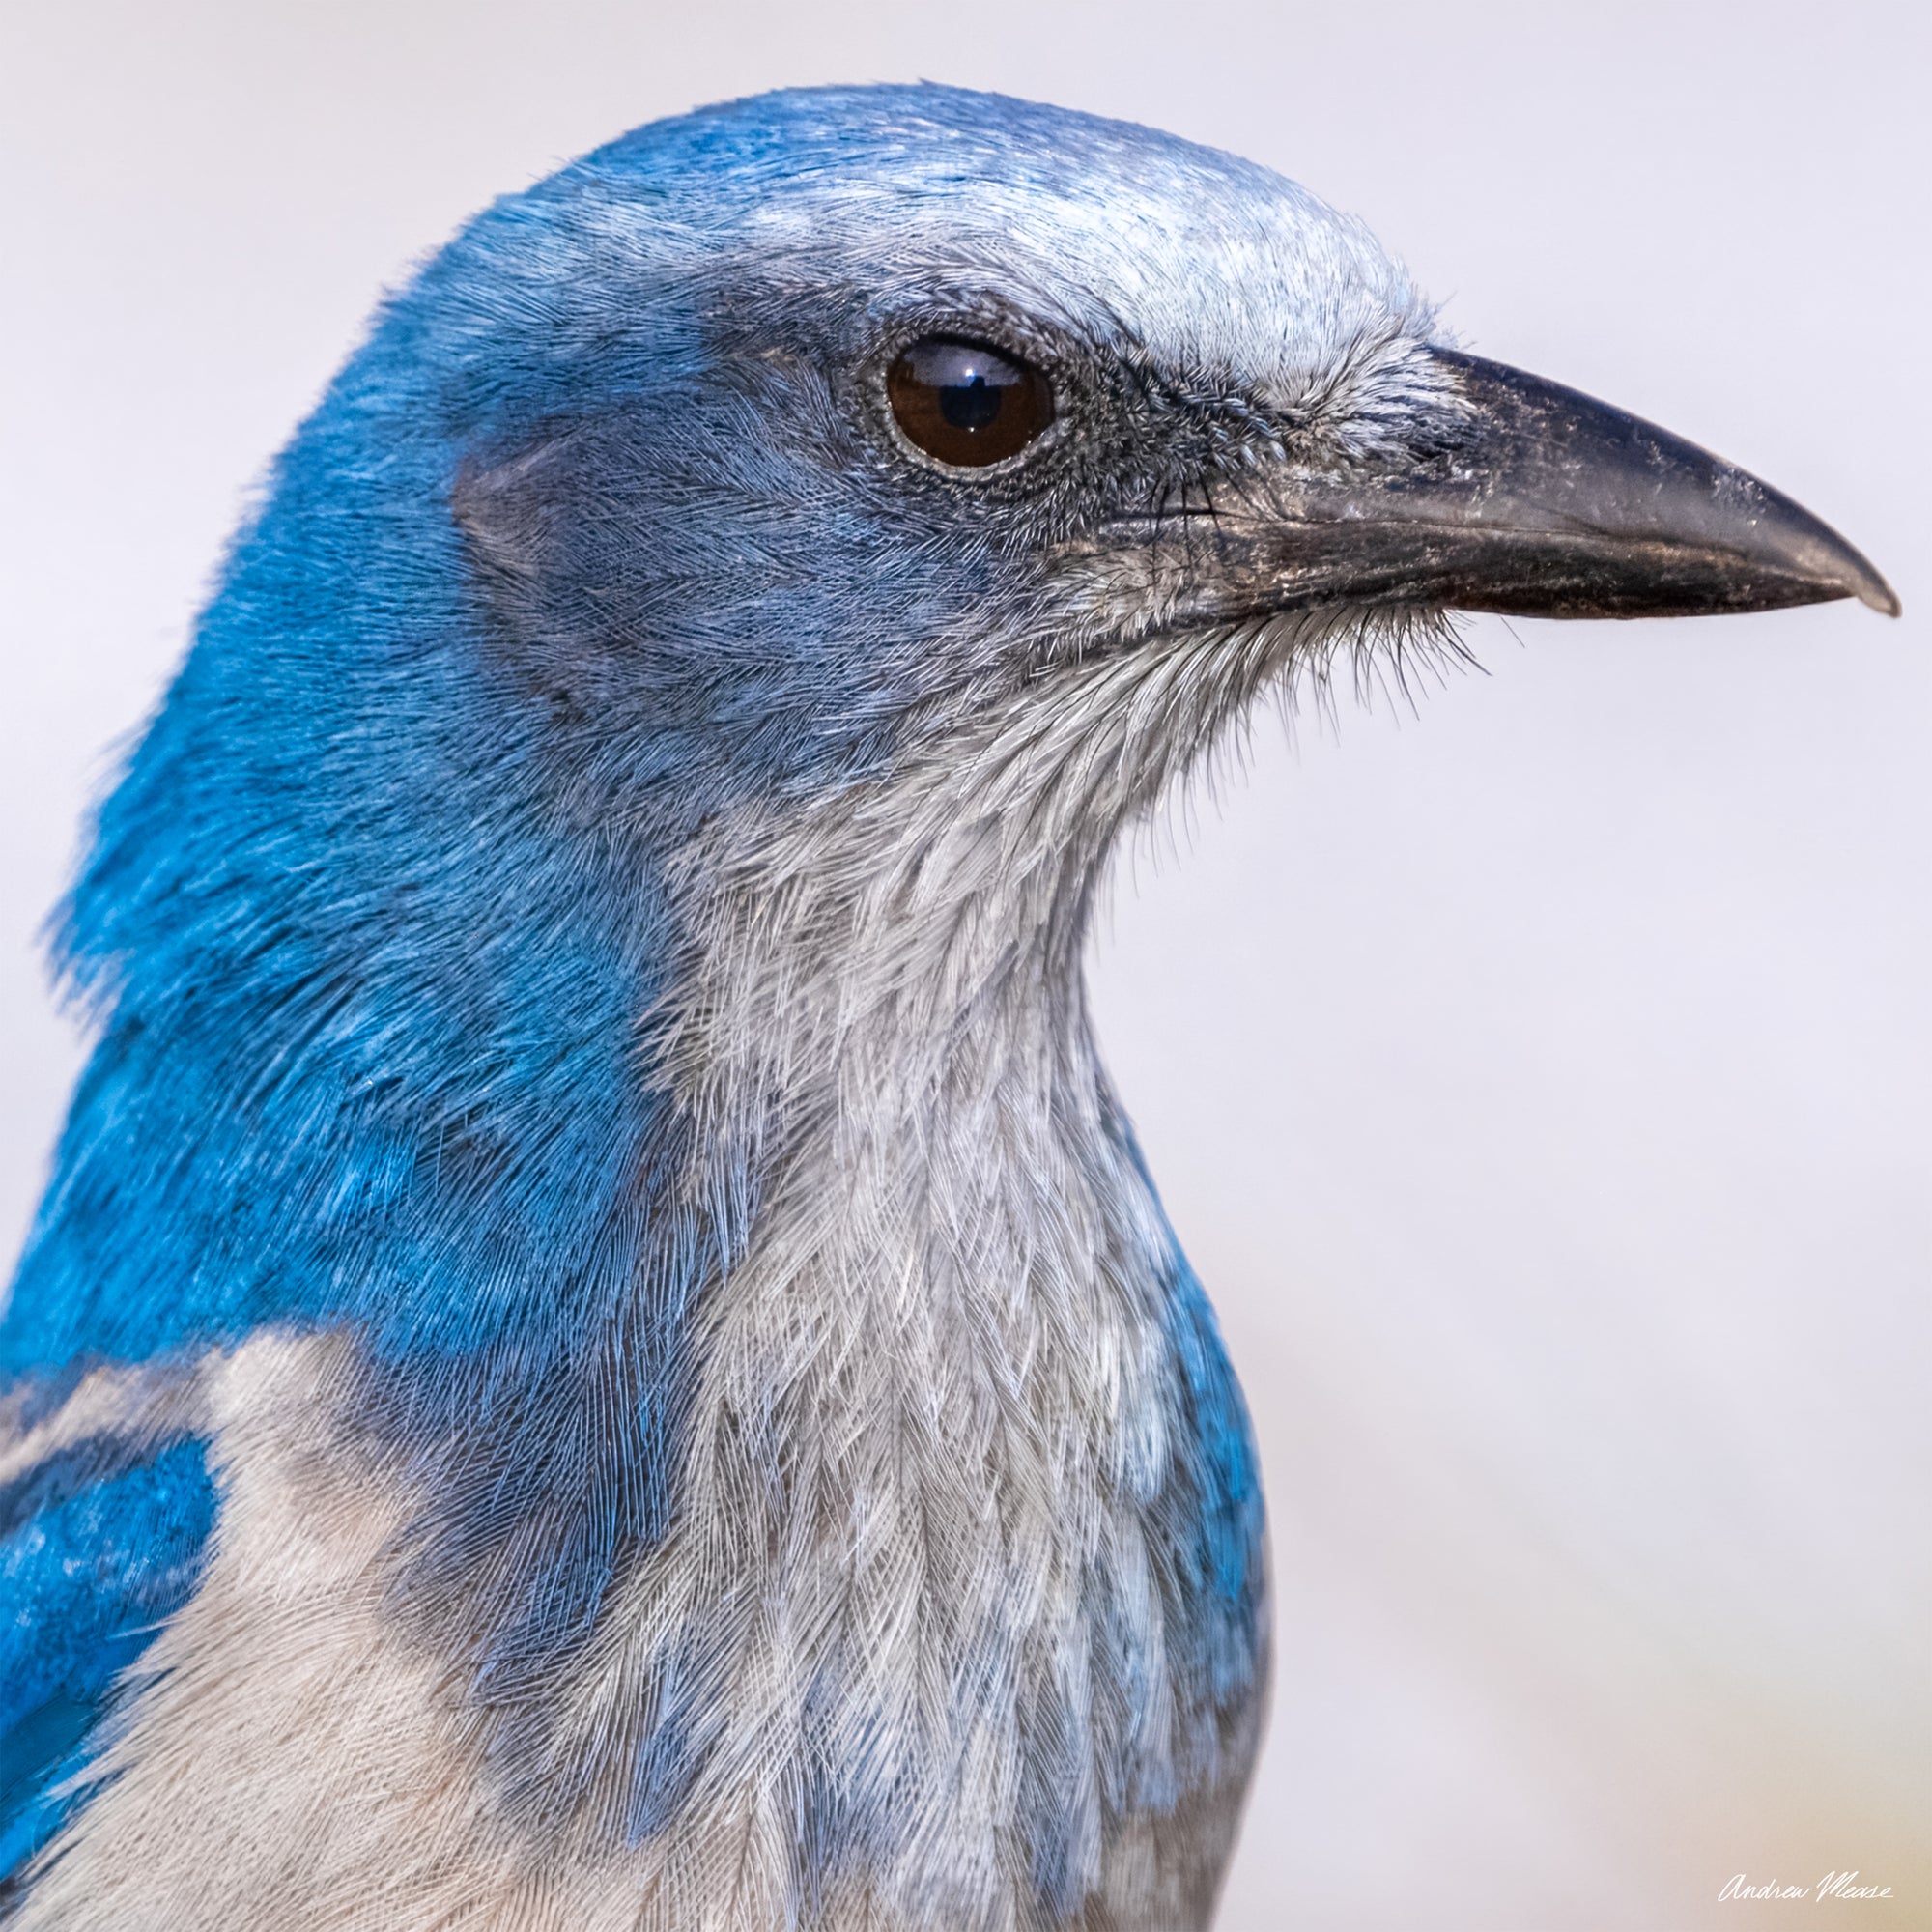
[1777,511,1899,618]
[1829,552,1900,618]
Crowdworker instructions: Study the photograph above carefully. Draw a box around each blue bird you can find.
[0,83,1893,1932]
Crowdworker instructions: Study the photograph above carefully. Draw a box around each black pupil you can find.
[939,374,1006,432]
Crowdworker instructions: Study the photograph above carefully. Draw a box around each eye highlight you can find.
[887,337,1055,468]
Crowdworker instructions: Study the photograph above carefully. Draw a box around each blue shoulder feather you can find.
[0,1434,216,1889]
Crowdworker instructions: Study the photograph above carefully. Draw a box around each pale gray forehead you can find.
[600,88,1440,411]
[763,167,1431,410]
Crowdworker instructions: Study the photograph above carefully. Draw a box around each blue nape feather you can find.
[0,75,1885,1932]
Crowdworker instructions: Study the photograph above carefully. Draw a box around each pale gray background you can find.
[2,2,1925,1926]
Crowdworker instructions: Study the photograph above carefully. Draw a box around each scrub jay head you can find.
[437,83,1890,848]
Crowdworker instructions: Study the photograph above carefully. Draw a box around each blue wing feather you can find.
[0,1433,216,1889]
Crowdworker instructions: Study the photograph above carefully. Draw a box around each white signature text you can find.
[1719,1873,1894,1902]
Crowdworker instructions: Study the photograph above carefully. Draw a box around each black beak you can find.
[1215,348,1898,622]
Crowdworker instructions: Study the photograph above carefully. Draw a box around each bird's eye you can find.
[887,337,1055,468]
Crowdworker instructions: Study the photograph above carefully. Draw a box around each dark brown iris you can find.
[887,336,1055,468]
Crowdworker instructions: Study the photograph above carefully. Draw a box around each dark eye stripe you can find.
[887,336,1055,468]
